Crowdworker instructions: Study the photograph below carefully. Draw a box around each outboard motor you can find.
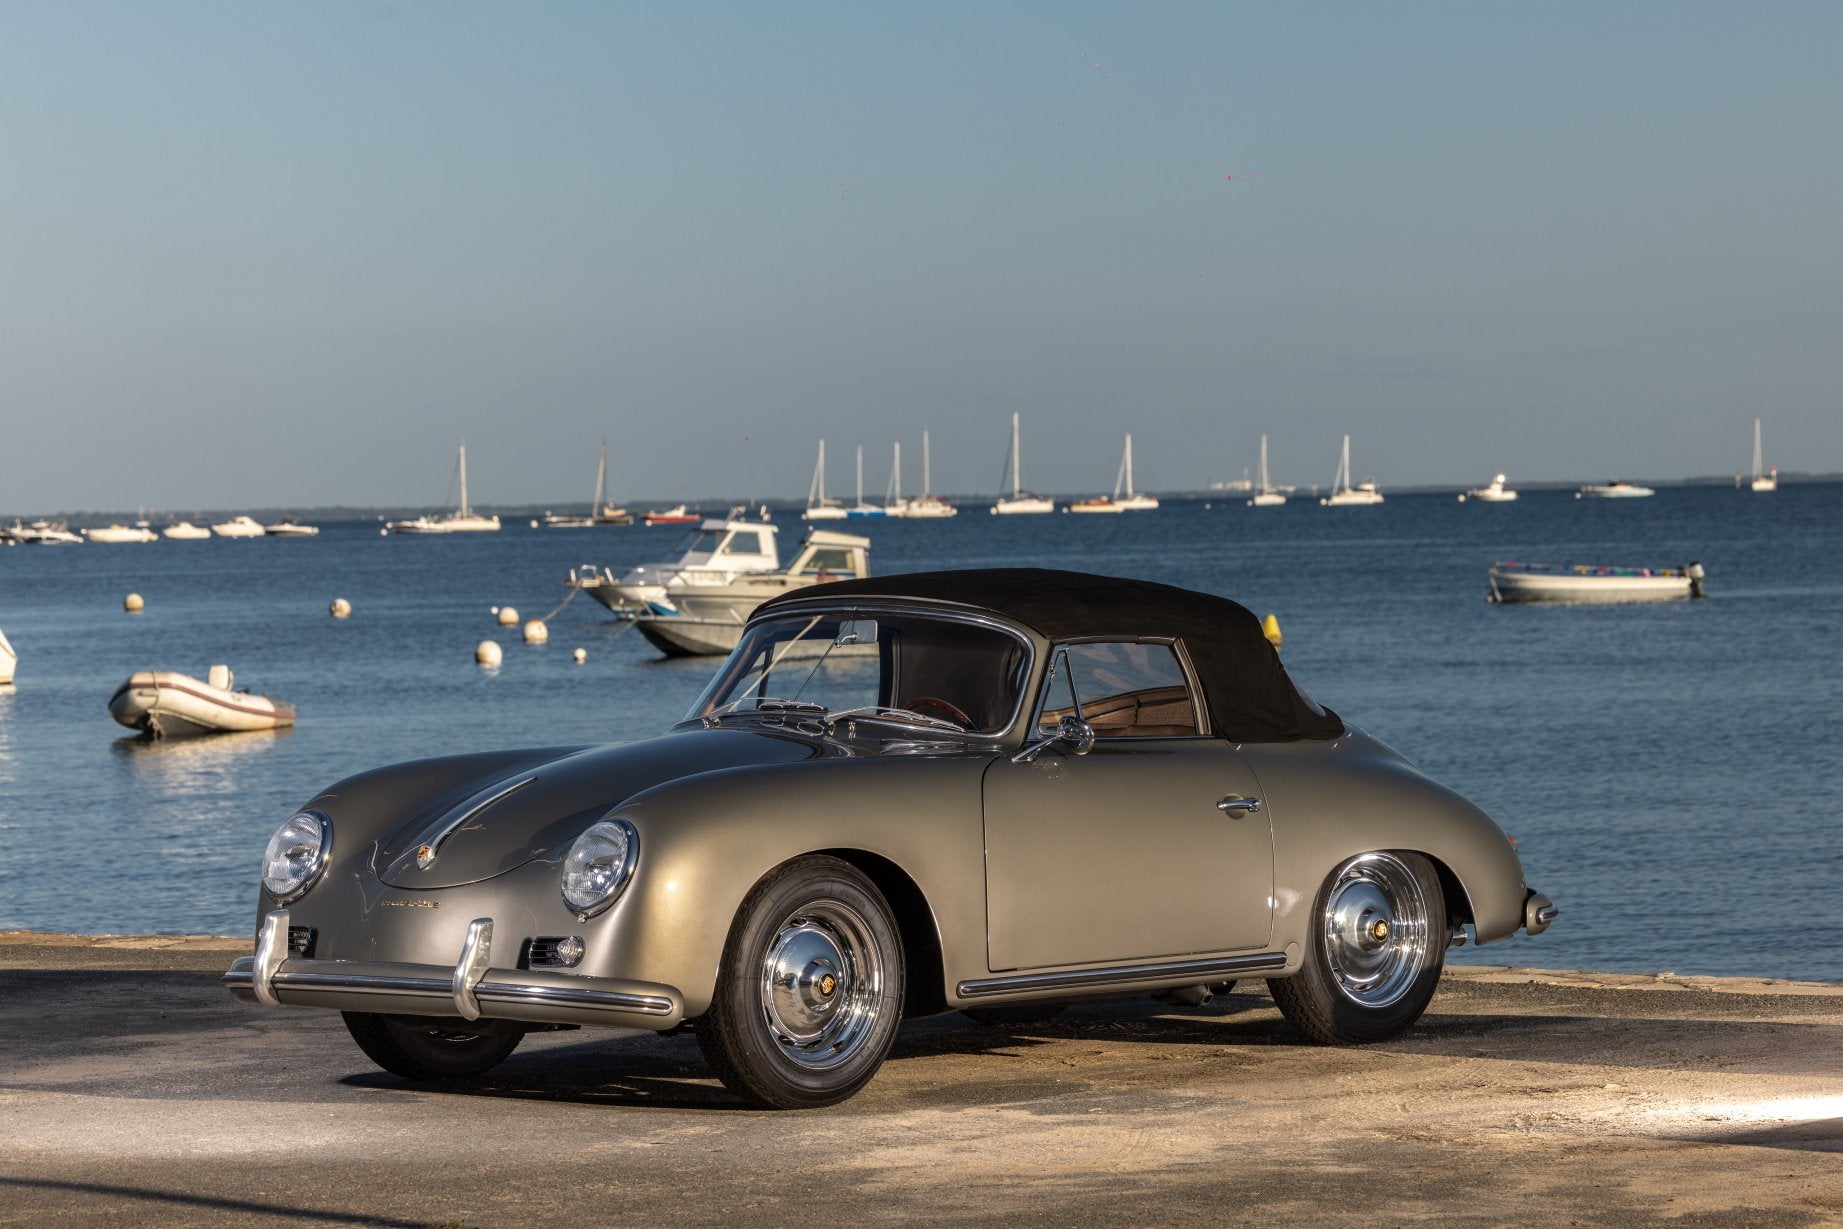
[1687,561,1706,599]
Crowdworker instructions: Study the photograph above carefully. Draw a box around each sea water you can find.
[1,484,1838,981]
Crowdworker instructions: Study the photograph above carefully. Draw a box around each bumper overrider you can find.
[1524,889,1559,936]
[223,909,687,1031]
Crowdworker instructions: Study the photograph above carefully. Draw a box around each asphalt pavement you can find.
[3,932,1841,1227]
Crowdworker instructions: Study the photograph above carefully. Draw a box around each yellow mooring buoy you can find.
[1262,613,1282,649]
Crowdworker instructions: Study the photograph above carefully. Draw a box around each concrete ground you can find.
[2,932,1841,1228]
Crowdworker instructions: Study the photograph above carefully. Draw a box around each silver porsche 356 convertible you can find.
[226,569,1555,1109]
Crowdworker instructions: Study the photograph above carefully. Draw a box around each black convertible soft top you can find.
[757,568,1344,743]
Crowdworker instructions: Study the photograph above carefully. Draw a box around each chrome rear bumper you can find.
[223,909,684,1030]
[1523,890,1559,936]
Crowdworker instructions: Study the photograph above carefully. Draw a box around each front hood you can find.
[374,728,818,889]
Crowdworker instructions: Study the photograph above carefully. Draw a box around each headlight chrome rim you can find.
[262,809,332,904]
[560,817,639,918]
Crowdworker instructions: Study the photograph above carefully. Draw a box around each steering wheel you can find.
[906,696,972,728]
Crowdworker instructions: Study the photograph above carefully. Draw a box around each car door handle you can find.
[1217,795,1263,816]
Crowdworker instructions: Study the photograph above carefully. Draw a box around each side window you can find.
[722,530,763,557]
[1048,641,1198,737]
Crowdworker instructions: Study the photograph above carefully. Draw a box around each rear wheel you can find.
[697,856,905,1109]
[1269,851,1446,1044]
[341,1012,522,1080]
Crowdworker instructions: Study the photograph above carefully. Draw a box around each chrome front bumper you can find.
[223,909,685,1030]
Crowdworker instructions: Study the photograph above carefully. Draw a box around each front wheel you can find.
[342,1012,522,1080]
[697,856,905,1109]
[1268,851,1446,1044]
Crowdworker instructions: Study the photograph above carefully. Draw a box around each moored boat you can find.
[631,528,870,655]
[1458,474,1519,503]
[388,445,501,533]
[568,514,783,619]
[542,443,633,527]
[12,520,84,545]
[85,523,159,543]
[642,504,701,526]
[888,431,957,518]
[991,413,1055,515]
[1319,435,1383,506]
[1248,434,1286,507]
[107,665,296,737]
[1576,480,1654,499]
[212,515,267,538]
[264,517,320,536]
[162,521,211,540]
[1747,418,1777,493]
[0,628,16,684]
[1487,561,1705,604]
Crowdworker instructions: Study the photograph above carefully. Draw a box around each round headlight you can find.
[262,810,330,902]
[561,819,638,917]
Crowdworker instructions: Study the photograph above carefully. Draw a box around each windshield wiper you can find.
[825,705,964,735]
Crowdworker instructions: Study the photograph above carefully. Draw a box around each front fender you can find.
[604,754,995,1018]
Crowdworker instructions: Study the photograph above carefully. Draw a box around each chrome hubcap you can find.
[1321,853,1430,1008]
[759,900,882,1070]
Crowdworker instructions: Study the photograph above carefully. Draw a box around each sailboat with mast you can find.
[1248,434,1286,506]
[803,440,847,520]
[894,430,957,518]
[388,444,502,533]
[845,445,886,517]
[1318,435,1384,506]
[541,442,633,527]
[991,413,1055,515]
[1748,418,1777,492]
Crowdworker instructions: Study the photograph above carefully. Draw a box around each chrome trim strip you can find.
[451,917,493,1021]
[223,966,677,1016]
[415,777,536,867]
[957,951,1287,999]
[251,909,289,1008]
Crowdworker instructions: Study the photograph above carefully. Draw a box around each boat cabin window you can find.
[691,612,1028,735]
[1037,641,1198,738]
[722,530,765,557]
[681,528,724,555]
[798,547,860,577]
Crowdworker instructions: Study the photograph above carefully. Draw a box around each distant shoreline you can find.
[7,473,1840,526]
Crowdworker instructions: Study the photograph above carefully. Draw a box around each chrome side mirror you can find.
[1012,715,1096,763]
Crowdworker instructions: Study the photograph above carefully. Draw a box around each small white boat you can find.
[0,628,16,684]
[108,665,297,737]
[85,524,159,543]
[1576,480,1654,499]
[569,514,783,619]
[632,529,871,656]
[13,520,84,545]
[889,431,957,518]
[212,515,267,538]
[1248,435,1286,507]
[162,521,212,540]
[1748,418,1777,492]
[992,413,1055,515]
[1487,561,1705,604]
[1458,474,1519,503]
[389,445,502,533]
[264,517,320,536]
[802,439,849,520]
[1319,435,1384,506]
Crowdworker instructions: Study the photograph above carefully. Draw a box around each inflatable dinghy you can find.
[108,665,295,737]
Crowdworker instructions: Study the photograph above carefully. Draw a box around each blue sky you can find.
[3,2,1839,511]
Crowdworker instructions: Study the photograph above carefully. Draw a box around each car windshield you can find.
[688,611,1029,736]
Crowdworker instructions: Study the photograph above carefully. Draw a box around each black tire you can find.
[1268,851,1447,1045]
[697,855,905,1109]
[341,1011,523,1080]
[961,1003,1067,1027]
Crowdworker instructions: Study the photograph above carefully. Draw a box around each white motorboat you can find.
[1319,435,1384,506]
[1748,418,1777,492]
[991,413,1055,515]
[1458,473,1519,503]
[389,445,501,533]
[1248,434,1286,507]
[162,521,212,540]
[1576,480,1654,499]
[0,628,16,684]
[568,515,784,619]
[632,528,871,656]
[212,515,266,538]
[890,430,957,518]
[264,517,320,536]
[802,439,848,520]
[542,443,633,527]
[12,520,84,545]
[107,665,297,737]
[1487,561,1705,604]
[85,523,159,543]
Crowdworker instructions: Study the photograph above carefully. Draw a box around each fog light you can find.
[555,936,585,966]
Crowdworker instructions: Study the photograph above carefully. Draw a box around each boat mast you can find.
[856,445,864,506]
[1011,413,1022,497]
[1259,434,1270,495]
[889,441,902,504]
[922,430,932,497]
[1753,418,1764,480]
[1335,435,1351,496]
[591,442,607,514]
[458,444,470,516]
[1113,436,1130,501]
[808,440,827,508]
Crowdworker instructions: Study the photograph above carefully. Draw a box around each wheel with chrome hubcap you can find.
[1269,851,1446,1044]
[698,856,904,1108]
